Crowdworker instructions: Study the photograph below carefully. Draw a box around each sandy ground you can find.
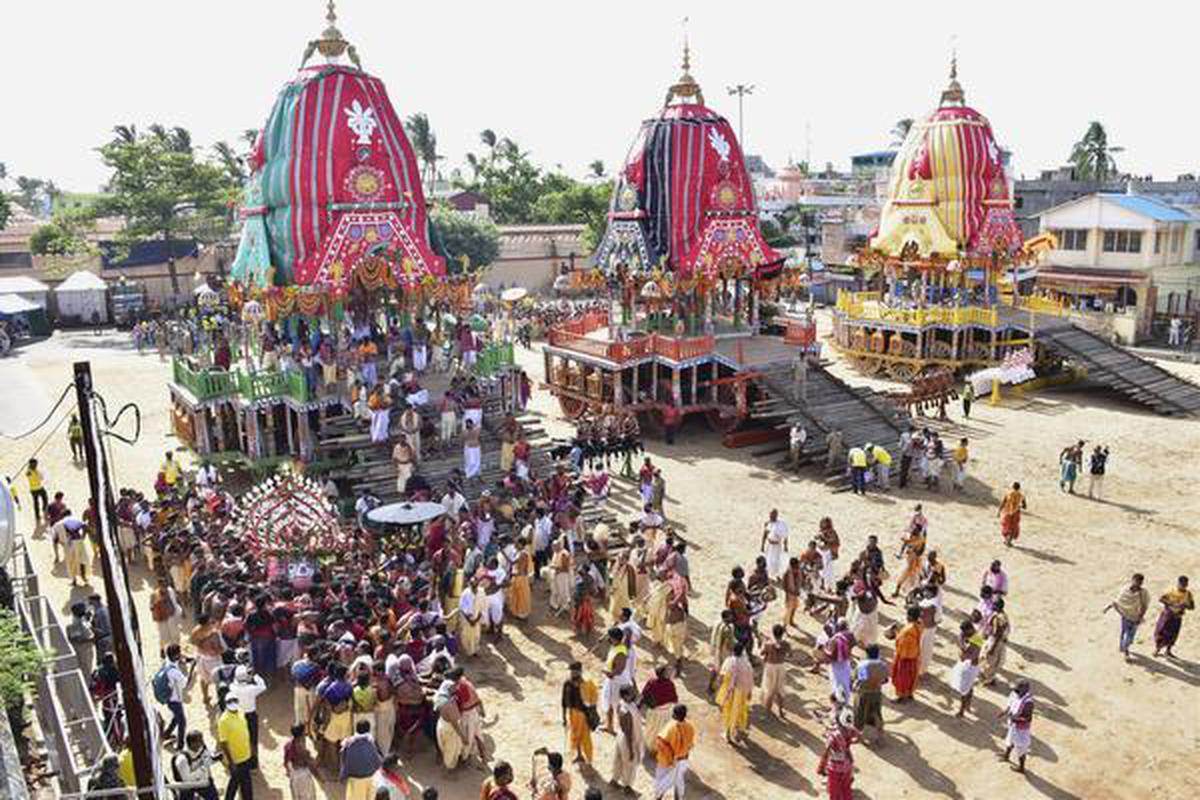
[2,324,1198,800]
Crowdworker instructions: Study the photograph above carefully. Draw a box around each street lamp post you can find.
[727,84,755,154]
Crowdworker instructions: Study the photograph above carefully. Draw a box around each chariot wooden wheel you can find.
[557,394,588,420]
[888,361,920,382]
[852,355,883,376]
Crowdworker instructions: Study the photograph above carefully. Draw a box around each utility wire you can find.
[0,383,74,440]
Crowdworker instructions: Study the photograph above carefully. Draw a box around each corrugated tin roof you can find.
[1099,193,1196,222]
[56,270,108,291]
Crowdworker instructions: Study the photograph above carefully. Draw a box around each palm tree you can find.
[588,160,606,180]
[1070,122,1122,182]
[112,124,138,145]
[890,118,914,146]
[405,113,439,196]
[213,142,246,183]
[480,129,497,151]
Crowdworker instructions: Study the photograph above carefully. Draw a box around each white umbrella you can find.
[501,287,528,302]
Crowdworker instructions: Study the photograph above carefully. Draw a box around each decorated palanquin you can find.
[231,6,444,293]
[832,59,1059,382]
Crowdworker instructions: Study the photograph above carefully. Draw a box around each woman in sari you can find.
[1154,576,1194,658]
[608,552,635,620]
[715,642,754,744]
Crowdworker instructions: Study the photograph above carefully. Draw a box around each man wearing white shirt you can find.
[228,666,267,766]
[441,486,466,521]
[160,644,190,750]
[761,509,790,580]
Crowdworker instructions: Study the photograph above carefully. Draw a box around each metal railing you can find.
[9,536,111,796]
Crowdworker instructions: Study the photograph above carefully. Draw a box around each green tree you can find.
[1070,121,1121,181]
[0,191,10,231]
[429,203,500,272]
[95,124,239,293]
[0,609,45,729]
[531,179,613,251]
[588,160,606,180]
[405,113,440,196]
[29,206,97,256]
[891,118,914,146]
[12,176,60,217]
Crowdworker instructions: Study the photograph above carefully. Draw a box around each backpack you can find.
[152,664,173,704]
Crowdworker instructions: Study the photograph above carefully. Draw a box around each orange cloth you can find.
[895,622,921,659]
[654,719,695,768]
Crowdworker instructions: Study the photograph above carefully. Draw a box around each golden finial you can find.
[665,17,704,107]
[940,47,965,106]
[301,0,360,70]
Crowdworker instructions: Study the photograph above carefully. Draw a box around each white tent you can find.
[0,275,50,309]
[54,271,109,323]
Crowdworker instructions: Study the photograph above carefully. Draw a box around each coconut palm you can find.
[588,160,606,180]
[1070,122,1121,181]
[890,118,914,146]
[405,113,440,195]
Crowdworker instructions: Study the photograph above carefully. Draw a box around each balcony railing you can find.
[474,341,516,377]
[171,358,237,400]
[172,358,312,404]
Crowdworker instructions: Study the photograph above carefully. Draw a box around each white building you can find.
[1037,192,1200,324]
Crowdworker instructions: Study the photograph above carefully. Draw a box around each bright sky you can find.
[4,1,1197,192]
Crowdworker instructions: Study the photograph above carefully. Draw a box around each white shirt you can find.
[459,588,479,619]
[790,426,807,447]
[172,747,213,784]
[228,675,267,714]
[441,492,466,517]
[533,515,553,552]
[165,661,188,703]
[765,519,789,545]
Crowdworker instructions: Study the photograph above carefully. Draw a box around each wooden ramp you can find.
[750,363,909,477]
[1037,325,1200,416]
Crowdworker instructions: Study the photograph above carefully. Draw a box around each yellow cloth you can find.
[162,459,179,485]
[654,719,695,768]
[507,553,533,619]
[118,747,135,786]
[848,448,868,468]
[26,467,43,492]
[870,446,892,466]
[460,616,482,656]
[323,708,353,743]
[436,717,464,769]
[217,710,252,764]
[567,679,598,762]
[716,674,750,736]
[999,490,1024,515]
[952,446,968,465]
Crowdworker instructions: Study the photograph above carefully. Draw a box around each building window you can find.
[1170,228,1183,253]
[1102,230,1142,253]
[1154,231,1165,254]
[1053,228,1087,251]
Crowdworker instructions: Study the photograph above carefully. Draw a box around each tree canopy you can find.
[94,124,239,291]
[891,118,914,146]
[29,206,97,256]
[429,203,500,273]
[530,179,612,252]
[0,191,10,231]
[1070,122,1121,182]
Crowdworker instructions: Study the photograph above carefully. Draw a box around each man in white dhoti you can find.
[760,509,789,580]
[653,704,694,800]
[1000,680,1034,772]
[463,420,482,480]
[482,559,507,636]
[611,685,644,792]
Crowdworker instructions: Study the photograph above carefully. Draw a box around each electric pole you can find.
[727,83,755,154]
[73,362,160,794]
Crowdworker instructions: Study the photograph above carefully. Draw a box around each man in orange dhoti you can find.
[998,482,1026,546]
[891,606,921,702]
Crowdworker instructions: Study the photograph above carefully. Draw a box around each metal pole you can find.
[72,362,155,790]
